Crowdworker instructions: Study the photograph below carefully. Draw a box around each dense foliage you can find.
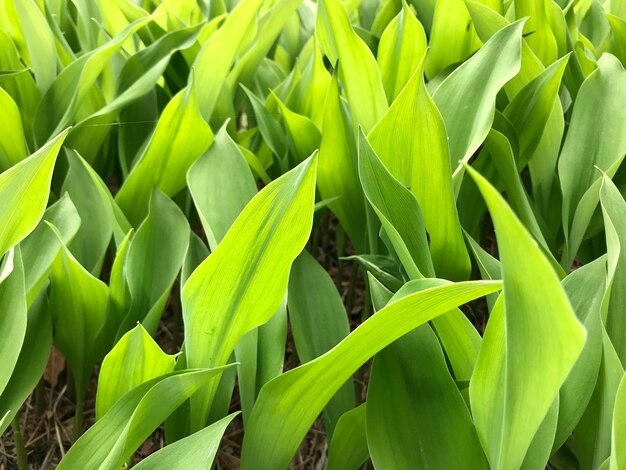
[0,0,625,468]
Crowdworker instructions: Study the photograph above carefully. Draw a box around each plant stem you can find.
[11,416,28,470]
[74,398,84,442]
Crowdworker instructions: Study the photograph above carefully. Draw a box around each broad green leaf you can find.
[432,20,523,176]
[516,0,558,65]
[503,55,569,166]
[611,373,626,470]
[57,367,232,470]
[288,250,354,434]
[426,0,481,78]
[0,129,68,257]
[327,405,369,470]
[316,0,388,132]
[192,0,264,121]
[467,166,586,469]
[33,17,153,144]
[275,96,321,164]
[62,151,114,273]
[607,14,626,64]
[182,155,317,431]
[133,412,239,470]
[0,248,26,396]
[115,80,214,226]
[0,87,27,169]
[366,281,486,470]
[368,58,470,280]
[600,176,626,366]
[96,324,176,419]
[559,54,626,267]
[48,225,109,403]
[554,256,606,450]
[0,292,51,434]
[13,0,57,93]
[120,190,190,336]
[21,194,81,302]
[358,130,434,279]
[317,75,367,252]
[574,330,624,469]
[188,126,257,250]
[240,280,502,469]
[377,3,427,102]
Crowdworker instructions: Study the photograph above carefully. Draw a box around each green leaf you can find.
[467,166,586,469]
[554,256,606,450]
[432,20,524,176]
[115,79,214,226]
[0,129,68,257]
[358,130,434,279]
[96,324,176,419]
[33,17,153,144]
[188,126,257,250]
[316,0,388,132]
[377,2,427,102]
[0,86,28,169]
[48,224,109,402]
[192,0,264,121]
[0,248,26,396]
[317,74,367,252]
[611,373,626,470]
[327,405,369,470]
[368,58,470,280]
[57,367,233,470]
[182,155,317,431]
[20,194,81,302]
[133,412,239,470]
[559,54,626,267]
[288,250,354,434]
[240,280,502,469]
[120,190,190,336]
[0,292,52,434]
[600,176,626,366]
[13,0,57,93]
[366,281,486,470]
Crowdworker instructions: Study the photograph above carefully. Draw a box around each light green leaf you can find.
[554,256,606,450]
[611,373,626,470]
[600,176,626,366]
[0,248,26,397]
[121,190,190,336]
[366,281,486,470]
[133,412,239,470]
[467,166,586,469]
[316,0,388,132]
[0,87,28,169]
[0,129,68,257]
[358,130,434,279]
[57,367,233,470]
[327,405,369,470]
[0,292,52,434]
[48,224,109,403]
[21,194,81,302]
[192,0,264,121]
[182,155,317,431]
[432,20,523,176]
[115,79,214,226]
[368,58,470,280]
[96,324,176,419]
[317,74,367,252]
[377,2,427,102]
[559,54,626,267]
[240,280,502,469]
[188,126,257,250]
[288,250,354,434]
